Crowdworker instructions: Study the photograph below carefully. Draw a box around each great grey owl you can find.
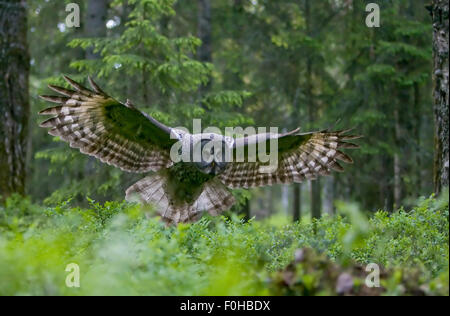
[39,76,360,224]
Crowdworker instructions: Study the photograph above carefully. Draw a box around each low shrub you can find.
[0,191,448,295]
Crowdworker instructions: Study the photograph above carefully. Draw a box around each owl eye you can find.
[214,148,223,162]
[202,146,214,163]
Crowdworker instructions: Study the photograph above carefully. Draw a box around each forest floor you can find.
[0,192,448,296]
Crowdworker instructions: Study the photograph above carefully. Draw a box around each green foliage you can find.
[331,0,434,211]
[0,193,447,295]
[17,0,446,297]
[30,0,253,204]
[27,0,437,216]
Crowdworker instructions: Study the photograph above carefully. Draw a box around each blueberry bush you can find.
[0,191,448,296]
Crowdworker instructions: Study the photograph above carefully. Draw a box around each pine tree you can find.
[35,0,252,204]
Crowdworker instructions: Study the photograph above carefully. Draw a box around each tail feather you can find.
[126,174,235,224]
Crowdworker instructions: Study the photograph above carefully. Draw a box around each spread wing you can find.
[218,128,361,188]
[39,76,177,173]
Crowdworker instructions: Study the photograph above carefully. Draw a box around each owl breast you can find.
[193,138,230,175]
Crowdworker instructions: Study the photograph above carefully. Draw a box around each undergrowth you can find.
[0,191,448,295]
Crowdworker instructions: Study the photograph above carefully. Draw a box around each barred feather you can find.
[218,129,361,188]
[126,175,235,224]
[39,76,175,173]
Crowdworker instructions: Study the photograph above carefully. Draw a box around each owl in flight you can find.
[39,76,360,224]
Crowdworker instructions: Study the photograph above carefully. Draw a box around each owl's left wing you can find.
[218,128,360,188]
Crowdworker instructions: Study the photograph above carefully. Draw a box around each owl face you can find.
[193,137,230,175]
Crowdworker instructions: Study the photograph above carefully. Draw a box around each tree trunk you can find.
[393,153,401,208]
[268,187,274,216]
[323,176,334,215]
[84,0,108,189]
[393,107,402,209]
[413,82,422,194]
[311,179,322,219]
[304,0,321,220]
[86,0,108,60]
[307,77,322,219]
[0,0,30,200]
[282,184,289,215]
[292,184,301,221]
[431,0,449,194]
[197,0,212,98]
[380,154,394,212]
[292,87,302,222]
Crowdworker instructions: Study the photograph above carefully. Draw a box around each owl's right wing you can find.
[218,128,361,188]
[39,76,177,173]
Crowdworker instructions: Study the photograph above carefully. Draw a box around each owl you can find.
[39,76,360,224]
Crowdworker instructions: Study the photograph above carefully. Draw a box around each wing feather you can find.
[39,76,176,173]
[219,128,360,188]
